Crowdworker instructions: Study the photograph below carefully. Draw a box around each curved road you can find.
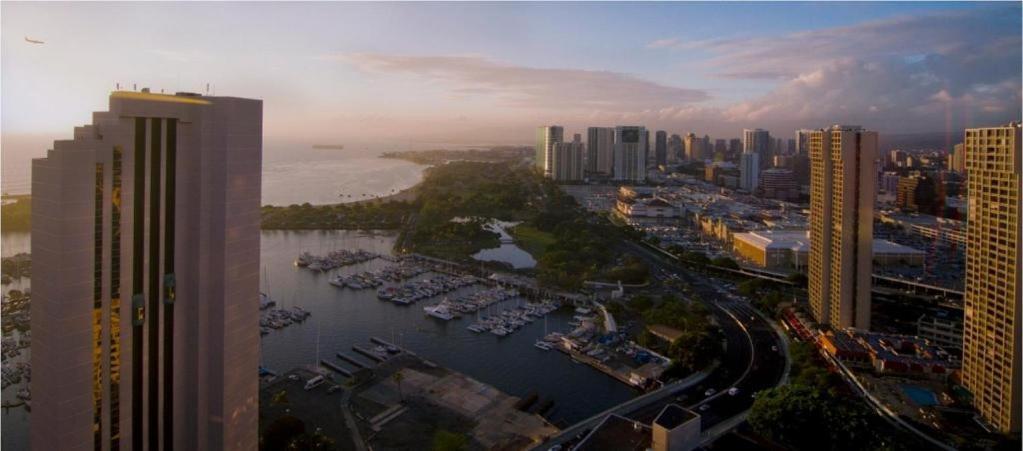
[537,240,788,449]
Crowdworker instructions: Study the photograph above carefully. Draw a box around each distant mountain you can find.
[878,131,960,151]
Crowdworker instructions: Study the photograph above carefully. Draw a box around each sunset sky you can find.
[2,2,1020,144]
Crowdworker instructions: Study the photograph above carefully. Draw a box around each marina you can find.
[258,230,637,426]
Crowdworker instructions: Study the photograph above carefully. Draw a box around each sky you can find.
[2,1,1020,146]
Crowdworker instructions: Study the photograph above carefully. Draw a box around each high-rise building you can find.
[714,139,727,156]
[743,128,771,170]
[758,168,799,201]
[684,133,702,161]
[896,175,938,214]
[655,130,668,167]
[586,127,614,175]
[613,126,647,182]
[795,129,813,156]
[808,125,877,330]
[535,125,564,176]
[961,123,1021,434]
[739,152,759,192]
[787,138,796,155]
[551,140,585,182]
[642,129,650,164]
[888,149,907,169]
[30,91,262,450]
[948,142,966,173]
[667,134,683,164]
[728,138,742,158]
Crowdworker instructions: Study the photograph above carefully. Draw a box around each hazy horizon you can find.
[2,1,1020,146]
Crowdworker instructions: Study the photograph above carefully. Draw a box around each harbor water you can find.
[0,229,639,450]
[260,230,637,426]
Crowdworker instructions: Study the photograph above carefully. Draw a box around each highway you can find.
[537,240,788,450]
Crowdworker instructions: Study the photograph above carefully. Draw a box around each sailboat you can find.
[534,315,552,351]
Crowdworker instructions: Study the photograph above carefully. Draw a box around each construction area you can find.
[260,347,557,450]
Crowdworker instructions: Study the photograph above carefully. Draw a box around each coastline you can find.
[348,181,422,206]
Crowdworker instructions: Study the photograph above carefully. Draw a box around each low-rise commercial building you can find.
[732,230,925,270]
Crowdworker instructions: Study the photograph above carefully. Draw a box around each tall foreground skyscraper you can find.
[535,125,563,176]
[613,125,647,182]
[31,91,262,450]
[586,127,614,175]
[961,123,1021,434]
[808,125,877,329]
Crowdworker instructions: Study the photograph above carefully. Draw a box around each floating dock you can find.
[320,359,353,377]
[337,352,369,368]
[352,345,385,362]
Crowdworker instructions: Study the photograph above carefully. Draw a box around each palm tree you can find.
[393,370,405,402]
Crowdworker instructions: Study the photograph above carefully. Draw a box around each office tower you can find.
[586,127,615,175]
[728,138,742,157]
[808,125,877,329]
[703,135,712,161]
[642,129,650,164]
[535,125,564,176]
[551,140,585,182]
[668,134,683,164]
[743,128,771,170]
[684,133,701,161]
[758,168,798,201]
[787,138,796,155]
[654,130,668,166]
[881,172,901,194]
[795,129,813,156]
[30,90,262,450]
[739,152,759,192]
[613,126,647,182]
[888,149,907,169]
[714,139,727,155]
[573,133,582,143]
[961,123,1021,434]
[948,142,966,173]
[896,175,938,214]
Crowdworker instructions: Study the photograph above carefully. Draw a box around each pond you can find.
[470,220,537,269]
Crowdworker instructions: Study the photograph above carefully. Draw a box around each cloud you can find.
[645,7,1021,133]
[327,53,710,110]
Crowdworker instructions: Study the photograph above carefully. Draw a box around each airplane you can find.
[24,37,44,44]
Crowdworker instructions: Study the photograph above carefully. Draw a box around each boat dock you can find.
[337,352,370,369]
[320,359,353,377]
[370,336,399,349]
[352,345,385,362]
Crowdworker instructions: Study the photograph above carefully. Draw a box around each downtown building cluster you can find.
[536,125,803,193]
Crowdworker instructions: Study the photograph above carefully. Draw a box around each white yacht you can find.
[534,340,553,351]
[424,304,454,321]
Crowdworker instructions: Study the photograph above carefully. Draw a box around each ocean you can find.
[1,136,430,206]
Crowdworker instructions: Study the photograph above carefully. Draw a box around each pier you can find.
[352,345,385,362]
[370,336,400,350]
[337,352,370,369]
[320,359,353,377]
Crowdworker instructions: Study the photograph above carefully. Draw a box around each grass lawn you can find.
[509,224,556,258]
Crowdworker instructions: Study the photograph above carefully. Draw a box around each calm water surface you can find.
[1,230,636,449]
[260,230,636,426]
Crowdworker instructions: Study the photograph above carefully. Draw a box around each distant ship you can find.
[312,144,344,150]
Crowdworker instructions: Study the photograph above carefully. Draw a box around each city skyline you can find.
[2,2,1020,145]
[2,2,1022,450]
